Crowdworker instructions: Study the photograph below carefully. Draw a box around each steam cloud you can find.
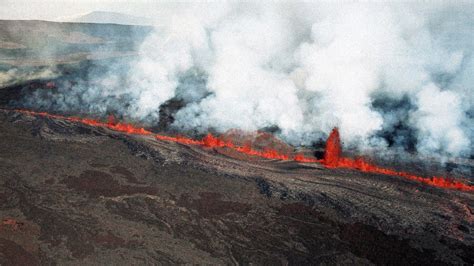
[24,2,473,158]
[0,67,57,88]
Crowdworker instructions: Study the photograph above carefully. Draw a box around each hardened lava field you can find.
[0,109,473,265]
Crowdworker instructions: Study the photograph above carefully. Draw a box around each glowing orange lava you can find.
[13,109,473,191]
[323,127,342,167]
[321,128,473,191]
[202,133,234,148]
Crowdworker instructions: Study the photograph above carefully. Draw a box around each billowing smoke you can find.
[0,67,57,87]
[22,2,473,159]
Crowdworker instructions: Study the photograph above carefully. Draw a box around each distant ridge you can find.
[56,11,152,26]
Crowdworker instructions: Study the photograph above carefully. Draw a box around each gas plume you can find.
[21,2,473,159]
[0,67,58,87]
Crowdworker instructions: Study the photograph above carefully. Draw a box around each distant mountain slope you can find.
[59,11,152,26]
[0,20,152,64]
[0,20,153,86]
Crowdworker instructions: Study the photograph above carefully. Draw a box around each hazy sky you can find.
[0,0,185,21]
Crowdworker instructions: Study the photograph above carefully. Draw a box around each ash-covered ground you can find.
[0,109,473,265]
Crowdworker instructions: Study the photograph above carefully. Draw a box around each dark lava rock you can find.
[0,109,473,264]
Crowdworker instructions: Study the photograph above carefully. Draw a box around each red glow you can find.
[294,153,321,163]
[201,133,291,160]
[321,128,473,192]
[16,110,152,135]
[202,133,234,148]
[236,144,290,160]
[14,109,473,192]
[155,134,202,145]
[324,127,342,167]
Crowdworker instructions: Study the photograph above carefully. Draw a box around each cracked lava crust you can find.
[0,109,473,265]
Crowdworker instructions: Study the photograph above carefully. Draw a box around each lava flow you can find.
[13,109,473,191]
[322,128,473,191]
[201,133,292,160]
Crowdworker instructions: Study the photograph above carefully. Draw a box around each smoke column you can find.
[23,2,473,159]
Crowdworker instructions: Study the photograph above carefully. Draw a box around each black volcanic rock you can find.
[0,109,473,264]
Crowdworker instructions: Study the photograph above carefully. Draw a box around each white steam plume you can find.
[24,2,473,158]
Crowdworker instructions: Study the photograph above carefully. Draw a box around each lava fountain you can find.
[324,127,342,167]
[321,128,473,191]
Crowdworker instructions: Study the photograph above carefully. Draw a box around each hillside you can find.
[0,20,152,87]
[0,20,151,64]
[61,11,152,26]
[0,108,472,264]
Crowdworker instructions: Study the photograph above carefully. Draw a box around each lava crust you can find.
[0,109,473,265]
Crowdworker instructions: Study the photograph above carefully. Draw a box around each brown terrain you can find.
[0,108,473,265]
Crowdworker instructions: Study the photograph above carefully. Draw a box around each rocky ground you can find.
[0,109,473,265]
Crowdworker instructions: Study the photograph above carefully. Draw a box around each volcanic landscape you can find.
[1,14,473,265]
[1,90,474,264]
[0,104,474,264]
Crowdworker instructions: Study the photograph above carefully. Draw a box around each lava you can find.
[323,127,342,167]
[235,143,291,160]
[155,134,202,145]
[202,133,234,148]
[16,110,153,135]
[321,128,473,191]
[294,153,321,163]
[12,109,473,191]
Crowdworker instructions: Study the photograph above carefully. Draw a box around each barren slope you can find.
[0,109,472,264]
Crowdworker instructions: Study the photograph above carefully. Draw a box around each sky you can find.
[0,0,184,21]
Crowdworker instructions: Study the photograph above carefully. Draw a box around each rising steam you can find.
[22,2,473,158]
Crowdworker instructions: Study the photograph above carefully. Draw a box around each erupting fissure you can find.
[13,109,473,191]
[322,128,473,191]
